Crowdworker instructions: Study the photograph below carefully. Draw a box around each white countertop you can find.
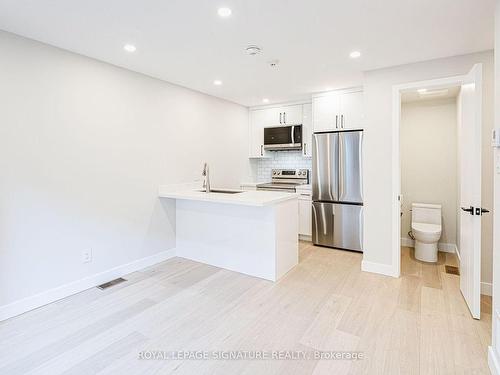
[159,186,298,207]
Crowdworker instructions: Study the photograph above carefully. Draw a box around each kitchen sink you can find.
[197,189,243,194]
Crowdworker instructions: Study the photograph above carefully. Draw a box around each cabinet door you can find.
[249,110,267,157]
[299,198,312,236]
[261,107,283,126]
[302,103,312,157]
[339,91,364,129]
[312,94,340,132]
[281,104,303,125]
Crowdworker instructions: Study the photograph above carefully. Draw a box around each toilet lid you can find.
[411,222,441,234]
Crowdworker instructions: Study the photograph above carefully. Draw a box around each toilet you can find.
[411,203,442,262]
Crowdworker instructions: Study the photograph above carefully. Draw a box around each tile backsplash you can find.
[250,151,312,182]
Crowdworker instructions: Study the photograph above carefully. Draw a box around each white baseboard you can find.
[489,346,500,375]
[361,260,398,278]
[299,234,312,242]
[400,237,457,254]
[0,248,176,322]
[482,282,493,296]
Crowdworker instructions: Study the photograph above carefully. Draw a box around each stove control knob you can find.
[273,171,276,175]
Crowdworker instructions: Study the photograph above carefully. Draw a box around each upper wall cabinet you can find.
[249,109,269,158]
[313,89,364,132]
[259,104,303,127]
[249,103,309,158]
[302,103,312,157]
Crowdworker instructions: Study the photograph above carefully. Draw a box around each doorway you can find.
[392,65,483,319]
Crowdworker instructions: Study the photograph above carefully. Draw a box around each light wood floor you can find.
[0,244,492,374]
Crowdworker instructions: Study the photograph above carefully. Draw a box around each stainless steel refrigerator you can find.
[312,130,363,252]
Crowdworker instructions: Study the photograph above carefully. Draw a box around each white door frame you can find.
[391,75,466,277]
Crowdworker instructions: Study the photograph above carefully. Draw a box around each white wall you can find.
[0,31,250,317]
[400,98,458,246]
[489,0,500,372]
[363,51,494,286]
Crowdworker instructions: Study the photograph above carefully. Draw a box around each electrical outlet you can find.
[82,249,92,263]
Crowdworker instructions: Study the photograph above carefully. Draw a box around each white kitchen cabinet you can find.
[258,104,303,126]
[312,94,340,132]
[298,194,312,239]
[339,91,364,129]
[249,110,268,158]
[313,89,364,132]
[279,104,303,125]
[249,103,309,158]
[302,103,312,157]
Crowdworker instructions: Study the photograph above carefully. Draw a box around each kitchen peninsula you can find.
[158,187,299,281]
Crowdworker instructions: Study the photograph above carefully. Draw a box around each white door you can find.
[280,104,303,125]
[339,91,364,129]
[298,197,312,236]
[459,64,483,319]
[302,103,313,157]
[249,110,267,158]
[313,94,340,132]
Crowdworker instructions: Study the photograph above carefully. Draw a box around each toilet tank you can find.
[411,203,441,225]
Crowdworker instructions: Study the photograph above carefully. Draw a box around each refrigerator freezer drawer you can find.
[312,202,363,252]
[312,202,334,247]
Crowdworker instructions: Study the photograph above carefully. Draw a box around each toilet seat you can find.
[411,222,441,235]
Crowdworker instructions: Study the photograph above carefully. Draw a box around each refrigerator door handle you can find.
[338,136,344,199]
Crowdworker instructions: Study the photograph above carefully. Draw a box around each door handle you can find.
[341,114,344,128]
[260,144,263,156]
[476,207,490,215]
[335,115,338,129]
[461,206,474,215]
[279,112,282,124]
[304,143,307,155]
[283,112,286,124]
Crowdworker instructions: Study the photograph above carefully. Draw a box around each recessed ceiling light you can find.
[417,88,427,94]
[213,80,223,86]
[123,44,136,53]
[218,7,232,17]
[246,45,262,56]
[262,98,269,103]
[349,51,361,59]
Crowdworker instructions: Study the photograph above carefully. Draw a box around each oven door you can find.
[264,125,302,150]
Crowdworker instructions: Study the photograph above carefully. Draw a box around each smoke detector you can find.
[268,59,280,68]
[245,45,262,56]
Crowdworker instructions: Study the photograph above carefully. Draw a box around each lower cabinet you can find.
[298,195,312,239]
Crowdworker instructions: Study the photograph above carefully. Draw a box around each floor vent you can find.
[445,265,460,276]
[97,277,127,290]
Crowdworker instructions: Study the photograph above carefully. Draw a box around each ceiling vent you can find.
[246,45,262,56]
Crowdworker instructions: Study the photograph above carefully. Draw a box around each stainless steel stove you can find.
[257,169,309,192]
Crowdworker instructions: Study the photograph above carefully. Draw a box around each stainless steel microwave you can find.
[264,125,302,150]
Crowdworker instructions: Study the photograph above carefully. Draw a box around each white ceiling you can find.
[0,0,494,107]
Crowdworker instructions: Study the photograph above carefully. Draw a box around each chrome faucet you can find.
[202,162,211,193]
